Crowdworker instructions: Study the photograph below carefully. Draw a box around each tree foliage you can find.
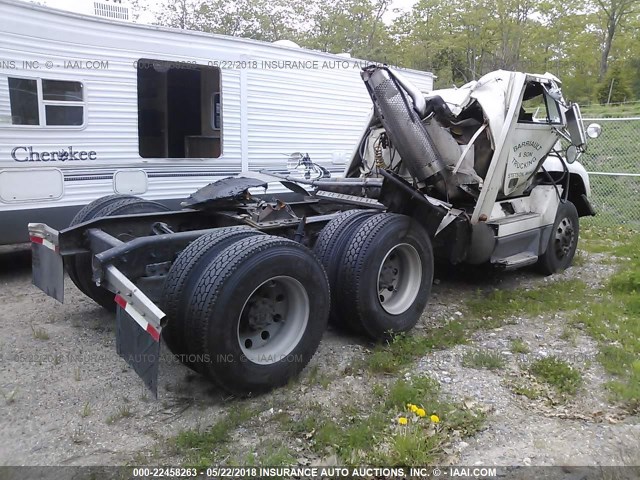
[143,0,640,102]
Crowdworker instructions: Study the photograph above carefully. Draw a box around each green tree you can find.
[593,0,640,79]
[299,0,392,60]
[596,64,633,103]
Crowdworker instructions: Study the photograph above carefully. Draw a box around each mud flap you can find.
[116,306,160,398]
[31,241,64,303]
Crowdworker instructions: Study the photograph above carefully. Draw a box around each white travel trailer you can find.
[0,0,434,244]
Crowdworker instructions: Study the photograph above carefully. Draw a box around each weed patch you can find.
[510,338,530,354]
[466,279,587,320]
[175,407,253,468]
[462,350,507,370]
[286,376,484,466]
[529,357,582,395]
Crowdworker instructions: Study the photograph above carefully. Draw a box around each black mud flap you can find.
[580,193,597,217]
[116,306,160,398]
[31,242,64,303]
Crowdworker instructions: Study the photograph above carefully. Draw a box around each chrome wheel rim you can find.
[377,243,422,315]
[554,216,575,259]
[238,276,309,365]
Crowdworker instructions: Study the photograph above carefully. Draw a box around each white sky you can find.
[42,0,420,25]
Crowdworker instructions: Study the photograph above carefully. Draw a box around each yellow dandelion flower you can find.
[398,417,408,425]
[406,403,414,410]
[430,414,440,423]
[410,405,419,413]
[416,408,426,417]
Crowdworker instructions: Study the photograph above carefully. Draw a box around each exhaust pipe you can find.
[361,66,446,184]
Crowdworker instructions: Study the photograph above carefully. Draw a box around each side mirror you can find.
[566,145,579,164]
[586,123,602,139]
[565,104,586,149]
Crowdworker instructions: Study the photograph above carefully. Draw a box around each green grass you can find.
[510,338,530,354]
[244,442,296,467]
[579,225,638,254]
[462,349,507,370]
[362,323,468,374]
[304,364,335,389]
[361,278,586,376]
[569,231,640,409]
[511,383,541,400]
[81,402,91,418]
[106,404,133,424]
[529,356,582,395]
[466,279,587,320]
[580,102,640,118]
[175,407,253,468]
[281,376,484,466]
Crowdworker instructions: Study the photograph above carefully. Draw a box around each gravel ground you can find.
[0,244,638,466]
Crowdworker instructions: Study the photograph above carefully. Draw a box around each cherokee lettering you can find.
[11,146,98,162]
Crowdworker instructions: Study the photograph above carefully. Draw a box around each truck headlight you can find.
[586,123,602,139]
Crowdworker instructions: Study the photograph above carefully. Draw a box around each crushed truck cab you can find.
[29,67,597,396]
[345,67,596,269]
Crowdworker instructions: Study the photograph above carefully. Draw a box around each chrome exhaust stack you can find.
[361,66,446,185]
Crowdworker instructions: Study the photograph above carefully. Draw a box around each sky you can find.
[41,0,420,25]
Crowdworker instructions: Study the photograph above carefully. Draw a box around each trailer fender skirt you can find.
[28,223,64,303]
[116,306,161,398]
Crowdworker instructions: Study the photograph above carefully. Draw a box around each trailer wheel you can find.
[162,226,265,367]
[66,194,138,290]
[537,201,579,275]
[187,235,329,395]
[73,197,170,310]
[337,213,433,339]
[312,209,375,328]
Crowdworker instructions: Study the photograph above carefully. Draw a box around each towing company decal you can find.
[510,140,542,173]
[11,146,98,162]
[503,138,547,194]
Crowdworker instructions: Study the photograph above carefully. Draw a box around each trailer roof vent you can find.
[93,0,129,20]
[273,40,301,49]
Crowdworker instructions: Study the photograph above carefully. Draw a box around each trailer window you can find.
[42,80,83,101]
[137,59,222,159]
[6,77,85,127]
[8,78,39,125]
[45,105,84,126]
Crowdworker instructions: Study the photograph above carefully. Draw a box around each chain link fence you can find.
[578,117,640,229]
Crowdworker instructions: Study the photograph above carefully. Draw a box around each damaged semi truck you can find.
[29,66,599,396]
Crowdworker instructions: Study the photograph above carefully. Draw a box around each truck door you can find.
[471,75,566,223]
[502,79,564,196]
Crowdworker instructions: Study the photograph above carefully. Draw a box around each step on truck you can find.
[29,66,600,396]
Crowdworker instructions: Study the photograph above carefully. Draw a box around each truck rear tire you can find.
[313,209,375,328]
[67,194,138,290]
[537,201,579,275]
[161,226,265,367]
[72,197,170,310]
[186,235,330,395]
[337,213,433,339]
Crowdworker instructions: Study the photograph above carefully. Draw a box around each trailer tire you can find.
[312,209,376,328]
[337,213,433,339]
[162,226,265,367]
[74,197,170,311]
[187,235,329,395]
[66,194,138,290]
[537,201,579,275]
